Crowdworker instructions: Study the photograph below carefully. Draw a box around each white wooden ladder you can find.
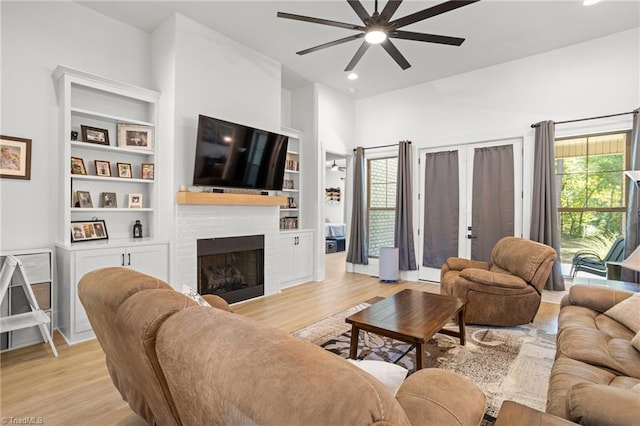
[0,256,58,357]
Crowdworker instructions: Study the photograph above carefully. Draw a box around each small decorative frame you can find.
[118,124,154,152]
[70,219,108,242]
[0,135,32,180]
[94,160,111,177]
[71,157,87,175]
[81,125,110,146]
[128,193,143,208]
[101,192,117,208]
[141,163,154,180]
[76,191,93,208]
[117,162,132,178]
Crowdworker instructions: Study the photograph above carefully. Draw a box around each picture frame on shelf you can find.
[80,125,110,146]
[117,124,154,152]
[71,156,87,175]
[70,219,108,242]
[101,192,117,208]
[76,191,93,208]
[128,193,143,208]
[0,135,31,180]
[117,162,132,178]
[141,163,154,180]
[94,160,111,177]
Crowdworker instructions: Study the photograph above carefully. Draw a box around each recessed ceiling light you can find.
[347,73,358,80]
[583,0,602,5]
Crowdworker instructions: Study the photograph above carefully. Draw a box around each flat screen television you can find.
[193,114,289,190]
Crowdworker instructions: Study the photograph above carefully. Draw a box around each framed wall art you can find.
[94,160,111,177]
[128,193,143,208]
[141,163,154,180]
[70,219,108,242]
[71,157,87,175]
[75,190,93,208]
[81,125,110,146]
[101,192,117,208]
[0,135,32,180]
[118,124,154,152]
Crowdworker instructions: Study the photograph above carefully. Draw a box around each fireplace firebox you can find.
[197,235,264,304]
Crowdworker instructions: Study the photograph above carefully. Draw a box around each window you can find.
[555,131,631,263]
[367,156,397,257]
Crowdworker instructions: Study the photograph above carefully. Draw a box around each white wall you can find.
[352,27,640,278]
[0,1,153,250]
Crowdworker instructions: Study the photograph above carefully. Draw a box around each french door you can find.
[418,138,523,281]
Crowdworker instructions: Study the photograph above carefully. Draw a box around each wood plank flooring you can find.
[0,252,559,424]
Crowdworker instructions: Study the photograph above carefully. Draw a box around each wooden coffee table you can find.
[345,289,466,370]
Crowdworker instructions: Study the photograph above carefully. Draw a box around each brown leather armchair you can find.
[440,237,557,326]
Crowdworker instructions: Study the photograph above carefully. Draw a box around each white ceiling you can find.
[77,0,640,99]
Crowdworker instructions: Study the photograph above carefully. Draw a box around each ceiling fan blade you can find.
[277,12,365,31]
[390,0,480,29]
[297,33,364,55]
[391,30,465,46]
[379,0,403,21]
[347,0,371,25]
[344,41,371,72]
[380,39,411,70]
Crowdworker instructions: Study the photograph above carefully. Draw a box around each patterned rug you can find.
[292,300,556,418]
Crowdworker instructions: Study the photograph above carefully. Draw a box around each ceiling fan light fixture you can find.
[365,28,387,44]
[347,72,359,80]
[331,161,339,171]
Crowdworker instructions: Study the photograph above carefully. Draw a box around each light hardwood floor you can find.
[0,253,559,425]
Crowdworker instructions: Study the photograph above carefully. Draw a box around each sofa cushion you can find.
[568,383,640,426]
[460,268,528,288]
[604,292,640,333]
[558,305,635,340]
[633,331,640,352]
[347,360,408,396]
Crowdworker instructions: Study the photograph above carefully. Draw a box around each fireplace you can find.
[197,235,264,304]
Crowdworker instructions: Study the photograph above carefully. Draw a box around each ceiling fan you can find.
[328,160,346,172]
[277,0,480,71]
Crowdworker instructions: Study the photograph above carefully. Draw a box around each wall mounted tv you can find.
[193,114,289,190]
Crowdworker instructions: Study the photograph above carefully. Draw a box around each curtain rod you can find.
[353,141,411,152]
[530,110,638,128]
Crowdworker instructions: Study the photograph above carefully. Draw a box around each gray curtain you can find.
[622,108,640,282]
[471,145,514,262]
[531,121,565,291]
[347,147,368,265]
[394,141,417,270]
[423,151,459,268]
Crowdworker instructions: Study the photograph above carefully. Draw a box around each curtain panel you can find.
[394,141,417,270]
[622,108,640,282]
[346,146,368,265]
[530,121,565,291]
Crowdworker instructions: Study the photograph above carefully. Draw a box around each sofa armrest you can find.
[396,368,486,426]
[560,284,634,312]
[442,257,490,273]
[460,268,528,289]
[202,294,232,312]
[568,383,640,426]
[495,401,575,426]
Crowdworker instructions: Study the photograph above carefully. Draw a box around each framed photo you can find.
[71,157,87,175]
[118,124,154,152]
[81,125,110,146]
[141,163,154,180]
[101,192,117,208]
[117,162,132,178]
[1,135,32,180]
[76,191,93,208]
[94,160,111,177]
[128,193,143,208]
[70,219,108,242]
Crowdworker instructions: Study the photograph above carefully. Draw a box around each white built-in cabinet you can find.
[53,66,168,344]
[278,230,314,288]
[280,128,302,231]
[55,241,168,344]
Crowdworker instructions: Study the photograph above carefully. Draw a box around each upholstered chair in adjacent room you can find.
[440,237,557,326]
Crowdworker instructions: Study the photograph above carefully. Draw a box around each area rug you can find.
[292,300,557,418]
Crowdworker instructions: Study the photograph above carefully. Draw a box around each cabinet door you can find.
[293,232,313,280]
[74,247,123,333]
[127,244,168,282]
[278,235,296,283]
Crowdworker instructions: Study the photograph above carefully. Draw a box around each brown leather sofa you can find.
[440,237,557,326]
[546,284,640,425]
[79,267,488,425]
